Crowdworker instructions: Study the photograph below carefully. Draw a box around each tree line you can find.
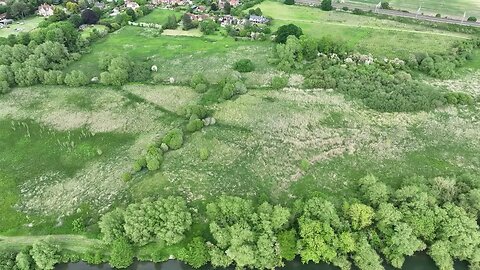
[3,174,476,270]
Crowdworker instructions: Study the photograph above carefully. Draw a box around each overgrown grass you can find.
[0,119,133,235]
[350,0,480,18]
[256,1,470,57]
[65,27,275,84]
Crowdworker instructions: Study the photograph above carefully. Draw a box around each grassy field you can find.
[137,8,182,25]
[1,78,479,236]
[349,0,480,18]
[256,1,470,57]
[0,16,44,38]
[66,26,276,85]
[1,1,480,260]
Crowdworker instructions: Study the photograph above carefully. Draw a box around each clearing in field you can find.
[0,16,44,37]
[256,1,470,57]
[137,9,182,25]
[66,27,276,84]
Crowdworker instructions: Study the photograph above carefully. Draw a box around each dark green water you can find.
[55,253,469,270]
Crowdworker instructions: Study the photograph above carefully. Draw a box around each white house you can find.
[125,0,140,10]
[38,3,54,17]
[249,15,269,24]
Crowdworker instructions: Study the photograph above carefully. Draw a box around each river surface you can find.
[55,253,469,270]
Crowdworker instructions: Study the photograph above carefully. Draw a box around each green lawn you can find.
[137,8,182,25]
[80,25,109,39]
[257,1,470,57]
[0,16,44,38]
[66,27,275,84]
[349,0,480,18]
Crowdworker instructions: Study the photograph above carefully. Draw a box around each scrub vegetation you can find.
[1,0,480,270]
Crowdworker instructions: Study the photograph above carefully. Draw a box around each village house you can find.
[125,0,140,10]
[249,15,269,24]
[218,0,239,9]
[191,5,207,13]
[38,3,54,17]
[187,13,211,22]
[218,15,244,27]
[151,0,188,6]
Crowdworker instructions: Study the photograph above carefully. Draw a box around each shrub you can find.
[145,146,163,171]
[195,83,208,93]
[320,0,333,11]
[444,92,474,105]
[133,158,147,172]
[180,104,209,119]
[190,73,208,88]
[199,147,209,161]
[122,172,133,182]
[186,119,204,133]
[163,14,178,30]
[109,237,134,269]
[435,14,441,18]
[284,0,294,5]
[342,6,349,11]
[271,76,288,89]
[42,70,64,85]
[64,70,89,87]
[274,24,303,44]
[162,129,184,150]
[380,1,390,9]
[81,9,100,24]
[199,19,218,35]
[233,59,255,73]
[467,16,477,22]
[30,239,60,270]
[0,80,10,94]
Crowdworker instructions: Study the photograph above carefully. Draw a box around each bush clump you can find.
[180,105,209,119]
[186,119,204,133]
[64,70,89,87]
[271,76,288,89]
[444,92,474,105]
[145,146,163,171]
[162,129,184,150]
[233,59,255,73]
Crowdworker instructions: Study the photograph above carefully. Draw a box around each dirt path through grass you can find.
[0,235,102,252]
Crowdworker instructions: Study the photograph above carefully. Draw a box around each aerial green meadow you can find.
[349,0,480,18]
[1,1,480,269]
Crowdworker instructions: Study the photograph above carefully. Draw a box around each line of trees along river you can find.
[56,253,468,270]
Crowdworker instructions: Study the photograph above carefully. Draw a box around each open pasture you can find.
[137,8,182,25]
[349,0,480,18]
[257,1,470,57]
[66,27,276,84]
[2,80,479,234]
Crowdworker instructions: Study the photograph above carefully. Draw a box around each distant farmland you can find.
[348,0,480,18]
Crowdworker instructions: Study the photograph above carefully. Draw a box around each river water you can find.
[55,253,469,270]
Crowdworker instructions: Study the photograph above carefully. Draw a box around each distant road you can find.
[332,2,480,28]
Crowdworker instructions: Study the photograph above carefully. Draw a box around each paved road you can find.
[332,2,480,28]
